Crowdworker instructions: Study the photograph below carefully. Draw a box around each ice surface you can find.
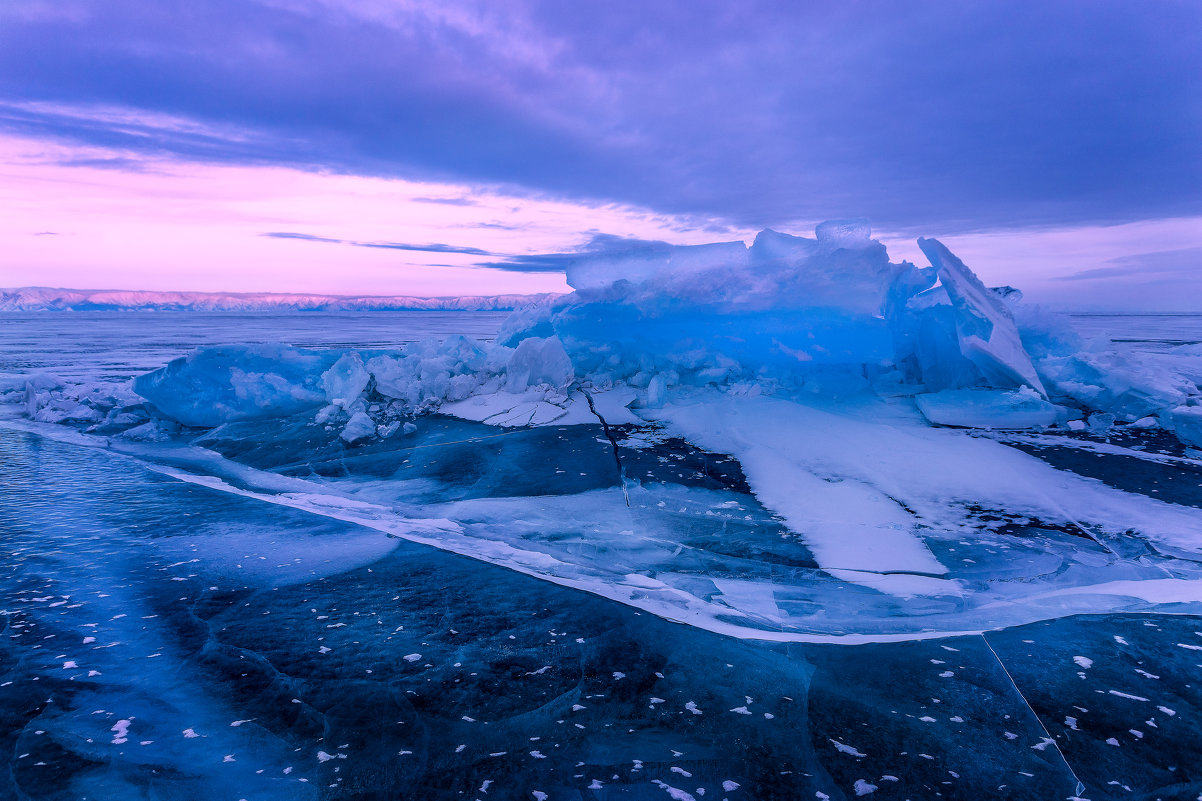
[439,386,639,428]
[649,396,949,583]
[19,426,1165,800]
[648,390,1202,590]
[6,281,1202,800]
[11,388,1202,644]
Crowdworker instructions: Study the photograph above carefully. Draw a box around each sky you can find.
[0,0,1199,308]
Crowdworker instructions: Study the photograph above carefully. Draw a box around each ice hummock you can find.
[116,219,1080,437]
[19,220,1197,439]
[6,219,1202,641]
[13,219,1202,479]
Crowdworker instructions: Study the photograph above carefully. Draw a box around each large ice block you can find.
[133,344,333,427]
[917,238,1048,396]
[915,388,1064,429]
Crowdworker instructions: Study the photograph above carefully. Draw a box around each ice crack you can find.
[981,633,1086,799]
[581,388,630,507]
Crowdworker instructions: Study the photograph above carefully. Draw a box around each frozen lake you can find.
[1069,313,1202,350]
[1,310,1201,799]
[0,311,510,383]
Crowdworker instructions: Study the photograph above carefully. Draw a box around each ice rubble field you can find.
[6,220,1202,642]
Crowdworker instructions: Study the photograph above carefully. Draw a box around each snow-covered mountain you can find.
[0,287,560,312]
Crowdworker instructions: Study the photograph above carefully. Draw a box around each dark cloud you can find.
[479,253,579,273]
[482,233,671,272]
[3,1,1199,232]
[354,240,492,256]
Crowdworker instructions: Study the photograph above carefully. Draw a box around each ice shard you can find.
[917,237,1048,396]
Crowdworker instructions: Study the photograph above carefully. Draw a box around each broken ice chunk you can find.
[340,411,376,444]
[1171,405,1202,448]
[505,336,574,391]
[815,218,873,250]
[917,238,1047,397]
[914,387,1063,429]
[321,352,370,408]
[134,344,333,426]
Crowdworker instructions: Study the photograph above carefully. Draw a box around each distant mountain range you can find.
[0,287,560,312]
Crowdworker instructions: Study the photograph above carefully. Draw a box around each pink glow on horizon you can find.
[1,134,1199,309]
[0,134,740,295]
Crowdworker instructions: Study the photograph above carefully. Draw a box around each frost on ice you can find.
[8,219,1202,641]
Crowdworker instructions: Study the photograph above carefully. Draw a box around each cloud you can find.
[262,231,345,244]
[1,1,1198,232]
[55,155,149,171]
[411,196,480,206]
[470,221,523,231]
[482,233,673,272]
[0,100,304,168]
[1053,246,1202,281]
[261,231,492,256]
[354,240,491,255]
[264,229,660,269]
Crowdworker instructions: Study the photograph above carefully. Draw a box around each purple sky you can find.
[1,1,1200,308]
